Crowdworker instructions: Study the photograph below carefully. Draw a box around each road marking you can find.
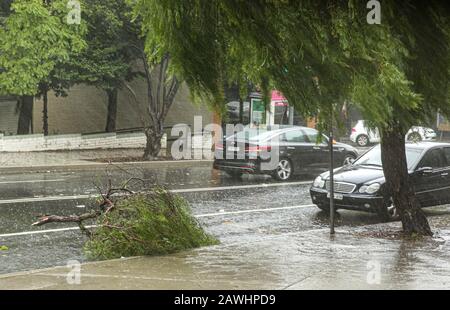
[0,225,96,238]
[0,195,94,205]
[195,204,316,218]
[170,181,312,193]
[0,180,312,205]
[0,179,65,185]
[0,204,317,238]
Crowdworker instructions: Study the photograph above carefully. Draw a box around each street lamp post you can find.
[329,113,335,235]
[313,76,335,235]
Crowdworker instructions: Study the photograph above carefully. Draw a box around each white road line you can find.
[171,181,312,193]
[195,204,316,218]
[0,204,316,238]
[0,180,312,205]
[0,195,94,205]
[0,225,96,238]
[0,179,65,185]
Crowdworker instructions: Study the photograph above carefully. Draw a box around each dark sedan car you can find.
[310,142,450,221]
[213,126,359,181]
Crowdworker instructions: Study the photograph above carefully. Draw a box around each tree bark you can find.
[17,95,34,135]
[42,90,49,136]
[380,126,432,236]
[105,88,118,133]
[143,126,163,160]
[239,97,244,124]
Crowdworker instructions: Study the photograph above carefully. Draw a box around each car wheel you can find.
[356,134,370,147]
[273,159,293,181]
[343,153,356,166]
[377,198,399,222]
[407,132,422,142]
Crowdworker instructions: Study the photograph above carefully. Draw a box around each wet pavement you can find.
[0,159,449,289]
[0,215,449,290]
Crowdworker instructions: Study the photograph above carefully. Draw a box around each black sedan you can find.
[310,142,450,221]
[213,126,359,181]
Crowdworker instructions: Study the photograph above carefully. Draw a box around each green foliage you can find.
[84,189,218,260]
[0,245,9,251]
[0,0,86,96]
[69,0,142,92]
[135,1,450,133]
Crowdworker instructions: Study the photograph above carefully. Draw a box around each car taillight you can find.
[351,128,356,133]
[246,145,272,152]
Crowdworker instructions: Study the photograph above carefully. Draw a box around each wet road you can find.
[0,162,449,275]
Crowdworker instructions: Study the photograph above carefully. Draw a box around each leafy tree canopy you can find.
[69,0,142,92]
[0,0,86,96]
[135,0,450,132]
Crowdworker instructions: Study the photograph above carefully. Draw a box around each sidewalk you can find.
[0,149,213,174]
[1,215,448,290]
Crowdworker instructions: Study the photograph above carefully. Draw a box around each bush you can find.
[84,188,219,260]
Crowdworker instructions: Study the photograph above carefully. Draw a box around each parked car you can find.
[310,142,450,221]
[350,120,437,147]
[214,126,359,181]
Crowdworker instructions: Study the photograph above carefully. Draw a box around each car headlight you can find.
[313,176,325,188]
[359,183,380,194]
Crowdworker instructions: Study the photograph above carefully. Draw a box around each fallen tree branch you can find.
[31,173,144,237]
[32,211,102,227]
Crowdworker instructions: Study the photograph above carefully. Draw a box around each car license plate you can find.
[227,146,240,152]
[327,193,344,200]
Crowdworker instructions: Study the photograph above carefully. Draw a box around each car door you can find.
[412,148,447,207]
[280,129,310,172]
[302,128,329,170]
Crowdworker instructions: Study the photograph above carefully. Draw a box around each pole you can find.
[329,112,335,235]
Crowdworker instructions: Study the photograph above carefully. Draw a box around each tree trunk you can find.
[239,97,244,124]
[380,127,432,236]
[143,126,163,160]
[105,88,118,133]
[42,90,49,136]
[17,95,34,135]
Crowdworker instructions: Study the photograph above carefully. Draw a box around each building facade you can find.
[0,78,214,137]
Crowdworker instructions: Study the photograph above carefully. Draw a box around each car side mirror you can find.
[415,167,433,175]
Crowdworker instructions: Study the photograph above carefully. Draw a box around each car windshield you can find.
[353,145,423,169]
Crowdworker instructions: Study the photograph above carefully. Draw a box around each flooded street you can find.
[1,161,449,288]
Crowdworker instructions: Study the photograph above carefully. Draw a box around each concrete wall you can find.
[0,132,153,152]
[0,131,214,157]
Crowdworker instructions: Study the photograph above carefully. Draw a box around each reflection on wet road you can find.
[0,162,313,200]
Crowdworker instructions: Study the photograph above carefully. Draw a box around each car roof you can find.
[405,141,450,151]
